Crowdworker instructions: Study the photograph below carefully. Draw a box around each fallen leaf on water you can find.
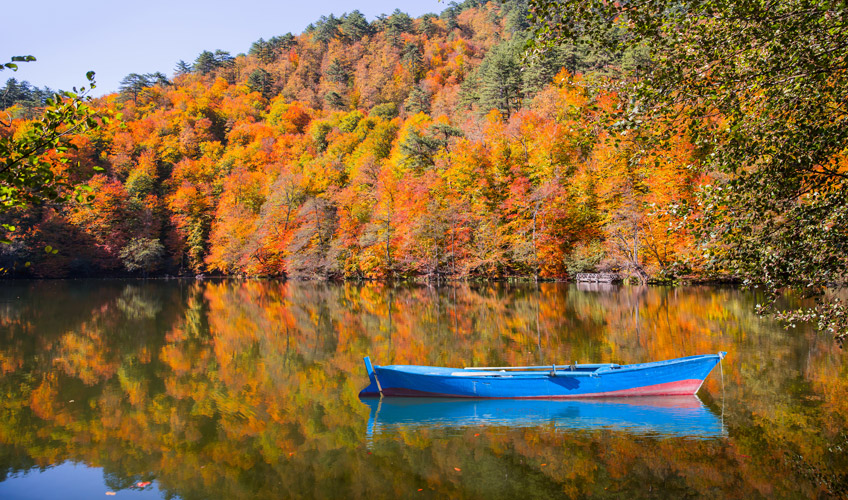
[105,493,116,496]
[541,464,547,467]
[136,481,151,488]
[418,489,423,491]
[454,467,461,472]
[474,433,479,437]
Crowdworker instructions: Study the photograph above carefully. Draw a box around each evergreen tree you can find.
[400,129,442,170]
[249,37,273,63]
[0,78,51,110]
[441,5,460,32]
[213,50,235,67]
[0,78,51,122]
[247,69,273,99]
[386,9,413,47]
[457,71,480,112]
[520,41,582,97]
[418,14,438,37]
[503,0,530,33]
[325,58,350,85]
[119,72,170,102]
[369,103,398,120]
[250,35,296,63]
[429,122,463,143]
[269,34,296,51]
[149,72,170,87]
[193,51,217,75]
[477,40,523,118]
[340,10,371,42]
[174,60,192,76]
[402,43,424,83]
[399,123,458,171]
[119,73,151,102]
[404,85,431,115]
[310,15,342,44]
[1,78,27,108]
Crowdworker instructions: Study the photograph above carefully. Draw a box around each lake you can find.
[0,280,845,499]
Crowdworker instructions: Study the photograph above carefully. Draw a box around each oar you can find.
[463,363,618,371]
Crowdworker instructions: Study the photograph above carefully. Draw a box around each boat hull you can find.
[359,353,725,399]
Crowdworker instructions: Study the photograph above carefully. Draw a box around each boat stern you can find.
[359,356,382,398]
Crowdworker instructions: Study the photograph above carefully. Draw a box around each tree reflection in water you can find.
[0,280,845,498]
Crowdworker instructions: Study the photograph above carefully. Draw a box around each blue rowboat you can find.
[359,352,726,399]
[361,396,726,438]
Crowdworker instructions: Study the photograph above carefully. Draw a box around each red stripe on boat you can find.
[575,379,704,398]
[377,379,704,398]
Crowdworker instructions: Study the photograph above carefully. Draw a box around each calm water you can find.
[0,280,845,499]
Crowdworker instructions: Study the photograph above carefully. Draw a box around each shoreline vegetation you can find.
[0,272,743,286]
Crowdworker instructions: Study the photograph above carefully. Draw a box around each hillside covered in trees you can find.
[0,0,700,280]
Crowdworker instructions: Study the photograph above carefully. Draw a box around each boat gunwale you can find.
[375,353,723,380]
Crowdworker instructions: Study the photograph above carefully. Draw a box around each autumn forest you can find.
[2,2,848,496]
[0,1,701,281]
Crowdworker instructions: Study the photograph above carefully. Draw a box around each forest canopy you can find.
[1,0,846,340]
[0,0,697,283]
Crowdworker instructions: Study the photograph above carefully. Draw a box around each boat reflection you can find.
[361,396,725,439]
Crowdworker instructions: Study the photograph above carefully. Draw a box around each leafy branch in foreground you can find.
[529,0,848,344]
[1,56,105,243]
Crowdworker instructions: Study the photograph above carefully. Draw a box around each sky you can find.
[2,0,445,96]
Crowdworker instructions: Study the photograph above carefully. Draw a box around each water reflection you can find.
[0,280,845,499]
[0,462,163,500]
[362,396,726,439]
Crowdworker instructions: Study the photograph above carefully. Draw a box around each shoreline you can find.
[0,273,743,286]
